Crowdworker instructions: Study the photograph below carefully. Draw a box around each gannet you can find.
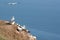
[33,36,36,40]
[16,23,19,26]
[8,2,17,5]
[10,16,15,25]
[11,21,15,25]
[29,35,36,40]
[18,25,21,27]
[11,16,15,21]
[22,25,26,29]
[18,27,22,31]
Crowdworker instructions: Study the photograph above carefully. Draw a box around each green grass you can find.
[0,36,5,40]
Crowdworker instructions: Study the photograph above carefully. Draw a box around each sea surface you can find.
[0,0,60,40]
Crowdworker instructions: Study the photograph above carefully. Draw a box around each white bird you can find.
[11,21,15,25]
[16,23,21,27]
[16,23,19,26]
[33,36,36,40]
[8,2,17,5]
[11,16,15,21]
[10,16,15,25]
[18,27,22,31]
[30,35,36,40]
[18,25,21,27]
[22,25,26,29]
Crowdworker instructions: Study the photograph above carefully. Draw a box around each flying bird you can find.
[8,2,17,5]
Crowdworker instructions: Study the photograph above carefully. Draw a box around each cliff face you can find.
[0,20,36,40]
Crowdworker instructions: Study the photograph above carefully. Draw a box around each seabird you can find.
[10,16,15,25]
[16,23,19,26]
[18,25,21,27]
[17,27,22,31]
[33,36,36,40]
[11,16,15,21]
[11,21,15,25]
[22,25,26,29]
[8,2,17,5]
[29,35,36,40]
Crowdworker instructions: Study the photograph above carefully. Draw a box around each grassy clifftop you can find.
[0,20,36,40]
[0,36,6,40]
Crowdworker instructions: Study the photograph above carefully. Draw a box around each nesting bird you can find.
[11,16,15,21]
[16,23,19,26]
[18,25,21,27]
[22,25,26,29]
[10,16,15,25]
[16,23,21,28]
[33,36,36,40]
[29,35,36,40]
[16,23,22,31]
[17,27,22,31]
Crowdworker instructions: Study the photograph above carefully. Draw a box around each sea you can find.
[0,0,60,40]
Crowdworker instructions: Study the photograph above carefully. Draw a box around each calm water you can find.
[0,0,60,40]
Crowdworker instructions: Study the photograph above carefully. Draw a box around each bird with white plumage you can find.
[21,25,26,29]
[17,26,22,31]
[10,16,15,25]
[29,35,36,40]
[11,16,15,21]
[33,36,36,40]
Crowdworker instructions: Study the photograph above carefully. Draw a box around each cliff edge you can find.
[0,20,36,40]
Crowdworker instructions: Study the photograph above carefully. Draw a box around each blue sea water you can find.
[0,0,60,40]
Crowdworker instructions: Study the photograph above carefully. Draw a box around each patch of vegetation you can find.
[0,36,5,40]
